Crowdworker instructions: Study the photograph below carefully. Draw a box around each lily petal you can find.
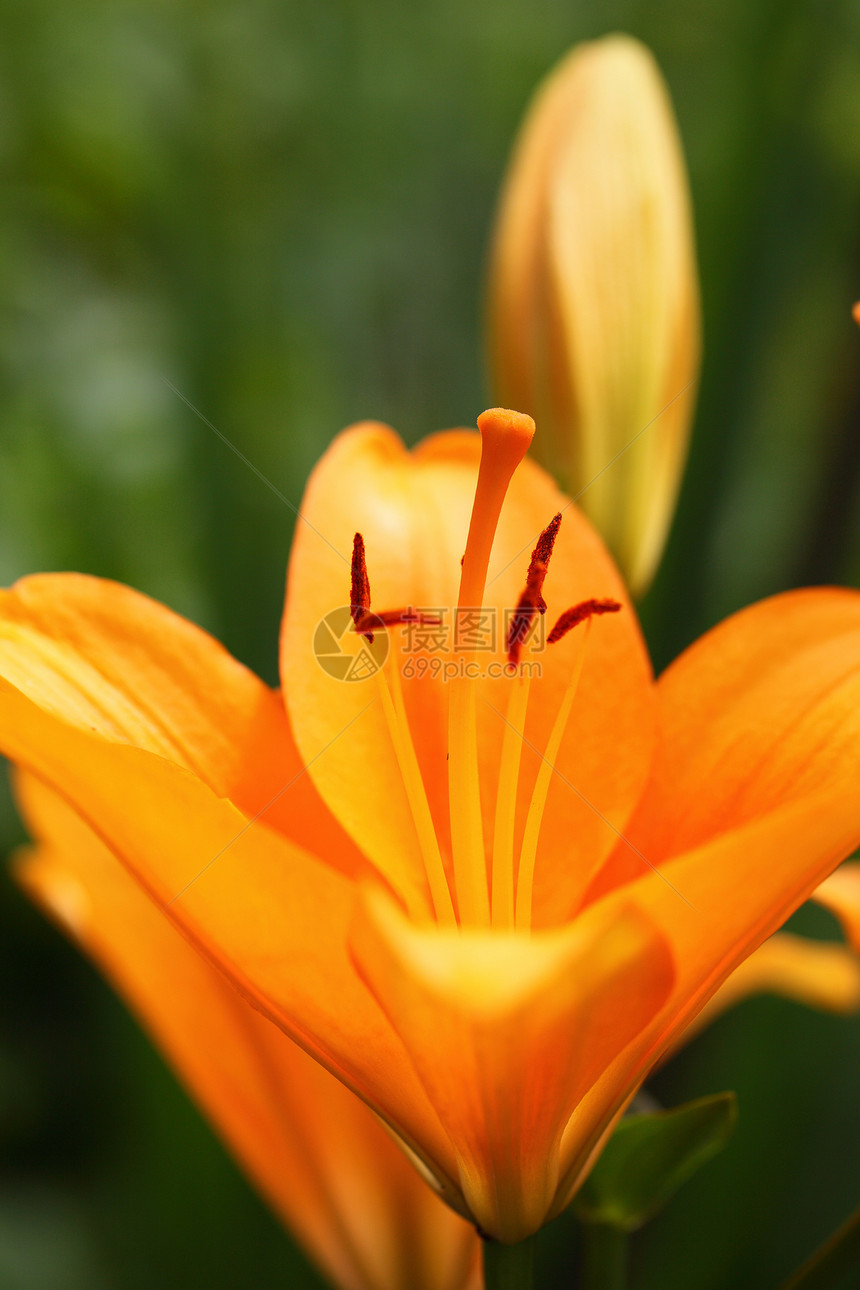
[0,665,457,1190]
[672,932,860,1051]
[589,587,860,896]
[0,573,365,871]
[282,422,465,915]
[13,772,479,1290]
[281,423,655,925]
[813,862,860,953]
[557,786,860,1211]
[351,885,673,1239]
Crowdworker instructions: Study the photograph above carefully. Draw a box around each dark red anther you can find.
[351,533,371,621]
[351,532,374,640]
[531,511,562,571]
[548,598,621,645]
[506,512,563,666]
[350,534,441,643]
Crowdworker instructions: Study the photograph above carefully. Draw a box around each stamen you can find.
[491,667,531,927]
[351,536,441,639]
[351,533,373,640]
[515,622,592,931]
[492,513,562,924]
[350,533,454,923]
[449,408,535,926]
[377,654,456,926]
[506,512,562,667]
[515,600,623,930]
[548,598,621,643]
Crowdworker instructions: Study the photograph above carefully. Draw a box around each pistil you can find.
[449,409,535,926]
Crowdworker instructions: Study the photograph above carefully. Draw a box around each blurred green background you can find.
[1,0,860,1286]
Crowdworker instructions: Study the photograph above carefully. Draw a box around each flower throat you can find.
[350,408,620,932]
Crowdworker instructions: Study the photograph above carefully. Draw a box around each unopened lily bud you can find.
[487,34,701,594]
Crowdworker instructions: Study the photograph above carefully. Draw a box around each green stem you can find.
[779,1203,860,1290]
[482,1235,536,1290]
[581,1222,627,1290]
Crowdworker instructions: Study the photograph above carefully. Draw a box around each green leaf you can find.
[573,1092,738,1232]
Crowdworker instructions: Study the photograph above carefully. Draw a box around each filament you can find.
[377,652,456,925]
[515,621,592,930]
[491,666,532,927]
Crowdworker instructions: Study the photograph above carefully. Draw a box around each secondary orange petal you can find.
[813,862,860,952]
[281,422,655,925]
[671,932,860,1051]
[13,773,479,1290]
[589,587,860,897]
[282,422,465,916]
[351,885,673,1240]
[0,573,365,873]
[0,673,457,1190]
[555,786,860,1212]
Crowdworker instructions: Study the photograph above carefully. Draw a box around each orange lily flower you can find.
[2,407,860,1243]
[13,770,481,1290]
